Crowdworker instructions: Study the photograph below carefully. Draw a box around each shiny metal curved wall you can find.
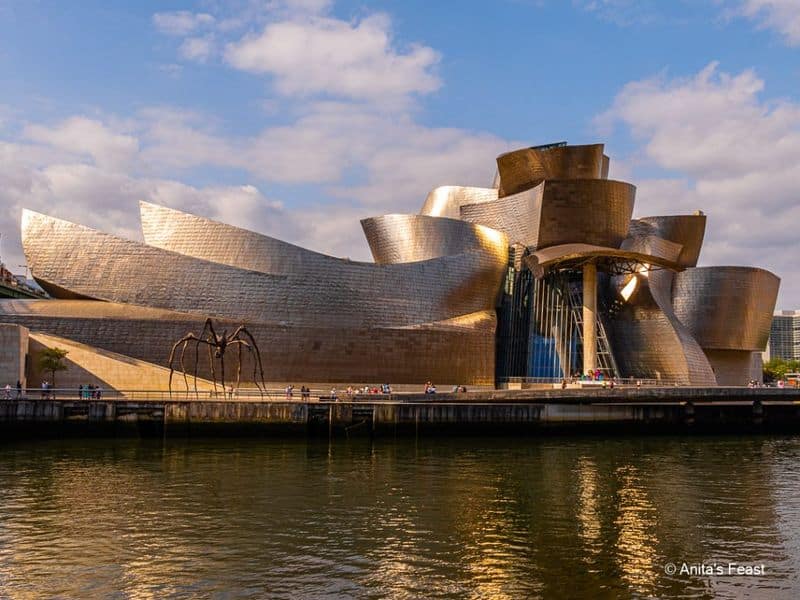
[22,210,506,330]
[459,179,635,250]
[630,215,706,268]
[607,269,717,385]
[458,185,542,248]
[672,266,779,351]
[496,144,606,197]
[140,201,337,276]
[704,350,763,386]
[360,214,508,265]
[620,234,683,264]
[0,300,498,385]
[419,186,498,219]
[535,180,635,249]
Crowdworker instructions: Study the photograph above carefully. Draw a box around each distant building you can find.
[769,311,800,361]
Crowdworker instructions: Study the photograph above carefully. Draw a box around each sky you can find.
[0,0,799,307]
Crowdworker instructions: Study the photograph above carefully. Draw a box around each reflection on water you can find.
[1,436,800,599]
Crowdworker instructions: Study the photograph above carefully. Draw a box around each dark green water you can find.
[1,435,799,599]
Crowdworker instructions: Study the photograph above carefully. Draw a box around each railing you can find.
[499,376,686,387]
[1,388,328,402]
[0,388,404,402]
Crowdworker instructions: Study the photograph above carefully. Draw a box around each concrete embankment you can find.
[2,388,800,438]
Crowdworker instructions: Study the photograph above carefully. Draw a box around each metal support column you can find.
[583,261,597,375]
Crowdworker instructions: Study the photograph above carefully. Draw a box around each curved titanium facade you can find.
[22,205,509,385]
[0,300,497,385]
[25,210,507,329]
[629,215,706,268]
[608,270,717,385]
[13,140,781,389]
[360,214,507,265]
[526,243,683,277]
[620,234,683,264]
[459,185,542,248]
[459,179,635,250]
[672,267,779,351]
[496,144,607,197]
[420,186,498,219]
[140,200,342,276]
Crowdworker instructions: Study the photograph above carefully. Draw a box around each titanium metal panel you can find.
[526,243,683,277]
[629,215,706,268]
[496,144,606,197]
[704,350,763,386]
[607,269,717,385]
[419,186,498,219]
[459,179,635,250]
[620,234,683,264]
[360,214,508,265]
[459,185,542,248]
[0,300,498,385]
[22,210,506,330]
[672,266,780,351]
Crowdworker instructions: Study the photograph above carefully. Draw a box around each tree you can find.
[38,347,69,388]
[763,358,800,382]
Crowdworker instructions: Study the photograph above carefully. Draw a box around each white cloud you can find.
[728,0,800,46]
[600,62,800,308]
[224,14,440,102]
[0,2,515,280]
[23,117,139,171]
[573,0,663,25]
[153,11,215,36]
[179,35,216,62]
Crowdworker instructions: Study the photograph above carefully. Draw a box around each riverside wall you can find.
[2,388,800,438]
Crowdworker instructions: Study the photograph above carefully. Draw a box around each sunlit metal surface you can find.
[496,144,607,197]
[360,214,507,265]
[21,207,510,385]
[14,141,782,387]
[419,186,498,219]
[672,267,779,351]
[24,209,506,330]
[460,179,635,250]
[607,270,717,385]
[0,300,499,386]
[526,243,683,277]
[629,215,706,268]
[620,234,683,265]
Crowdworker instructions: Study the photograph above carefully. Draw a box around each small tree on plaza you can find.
[763,358,800,383]
[38,347,69,388]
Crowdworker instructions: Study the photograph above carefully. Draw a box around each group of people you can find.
[284,385,312,400]
[2,380,23,400]
[574,369,607,381]
[78,384,103,400]
[424,381,437,394]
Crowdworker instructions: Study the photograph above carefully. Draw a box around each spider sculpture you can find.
[168,318,266,397]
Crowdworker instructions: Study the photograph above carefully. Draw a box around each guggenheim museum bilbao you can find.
[3,142,780,387]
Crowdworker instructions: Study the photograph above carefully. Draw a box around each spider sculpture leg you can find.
[228,339,253,393]
[232,326,267,396]
[236,342,242,391]
[168,333,198,398]
[207,341,217,395]
[178,339,191,393]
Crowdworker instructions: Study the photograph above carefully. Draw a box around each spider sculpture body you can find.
[168,318,266,397]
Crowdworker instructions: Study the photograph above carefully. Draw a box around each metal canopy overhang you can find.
[523,243,685,278]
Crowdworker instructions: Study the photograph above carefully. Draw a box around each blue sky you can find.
[1,0,799,306]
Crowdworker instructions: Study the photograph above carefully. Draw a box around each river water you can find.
[1,435,799,599]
